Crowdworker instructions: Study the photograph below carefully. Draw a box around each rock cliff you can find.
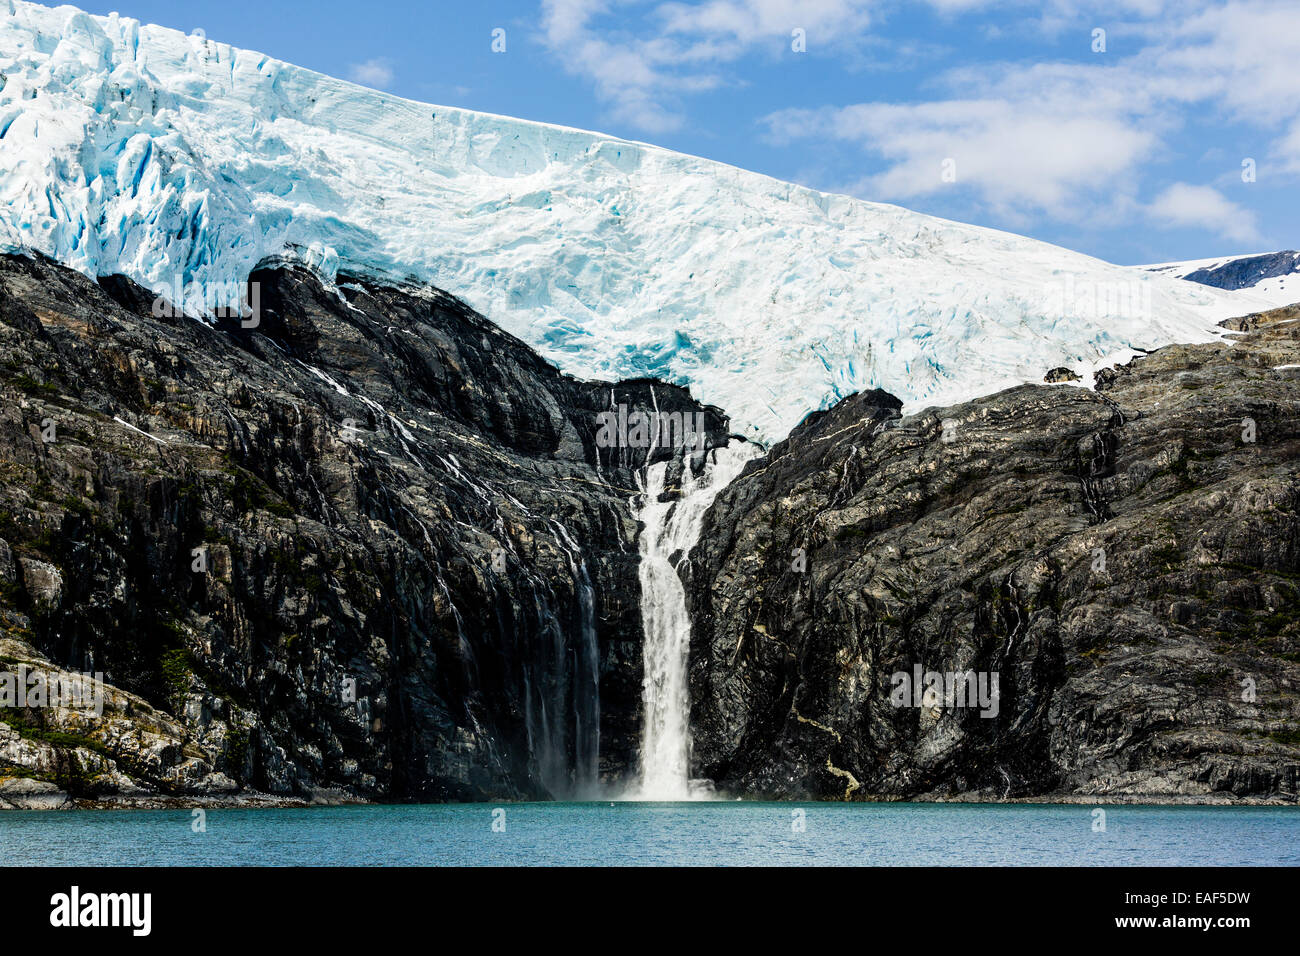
[0,252,726,807]
[3,247,1297,808]
[686,303,1300,802]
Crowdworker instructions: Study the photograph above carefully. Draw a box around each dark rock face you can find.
[6,246,1298,809]
[1181,251,1299,298]
[0,252,726,805]
[686,306,1300,802]
[1044,367,1081,383]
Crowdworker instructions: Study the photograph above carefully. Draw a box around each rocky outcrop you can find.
[686,305,1300,803]
[0,633,269,810]
[1182,251,1300,295]
[0,252,725,806]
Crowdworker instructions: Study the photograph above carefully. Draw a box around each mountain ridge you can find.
[1143,251,1299,307]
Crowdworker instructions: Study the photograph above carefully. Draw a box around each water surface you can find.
[2,802,1297,866]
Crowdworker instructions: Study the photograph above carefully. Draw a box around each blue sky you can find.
[75,0,1299,265]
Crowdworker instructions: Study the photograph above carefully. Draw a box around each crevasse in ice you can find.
[0,0,1272,441]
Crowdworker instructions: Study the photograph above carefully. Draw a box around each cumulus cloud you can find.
[536,0,1298,245]
[762,0,1300,232]
[534,0,1215,134]
[347,58,395,89]
[765,97,1158,221]
[1147,183,1262,245]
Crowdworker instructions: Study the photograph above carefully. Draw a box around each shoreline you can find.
[3,785,1296,811]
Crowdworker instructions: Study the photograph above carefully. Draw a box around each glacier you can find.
[0,0,1278,442]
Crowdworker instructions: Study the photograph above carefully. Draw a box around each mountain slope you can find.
[0,251,726,806]
[684,302,1300,802]
[0,0,1276,443]
[1143,252,1300,308]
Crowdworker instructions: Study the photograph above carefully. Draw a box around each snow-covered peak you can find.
[0,1,1276,441]
[1142,252,1300,309]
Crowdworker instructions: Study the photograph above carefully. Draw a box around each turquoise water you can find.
[2,803,1297,866]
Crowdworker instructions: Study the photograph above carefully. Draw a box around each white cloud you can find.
[1147,182,1261,244]
[762,0,1300,233]
[1275,121,1300,175]
[540,0,697,132]
[538,0,880,131]
[656,0,875,49]
[765,97,1157,221]
[347,58,395,89]
[536,0,1299,245]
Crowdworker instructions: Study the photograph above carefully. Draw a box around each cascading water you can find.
[520,520,602,800]
[633,442,758,799]
[553,520,601,796]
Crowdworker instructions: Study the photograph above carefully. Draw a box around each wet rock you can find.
[0,252,726,805]
[686,306,1300,803]
[0,775,70,810]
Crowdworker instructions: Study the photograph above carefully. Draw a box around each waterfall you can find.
[633,442,757,799]
[553,520,601,796]
[521,520,602,800]
[521,590,571,798]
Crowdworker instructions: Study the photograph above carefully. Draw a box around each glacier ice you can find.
[0,0,1277,442]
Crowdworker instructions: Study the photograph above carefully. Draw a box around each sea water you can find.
[2,803,1297,867]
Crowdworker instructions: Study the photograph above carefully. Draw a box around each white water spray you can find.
[633,442,758,799]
